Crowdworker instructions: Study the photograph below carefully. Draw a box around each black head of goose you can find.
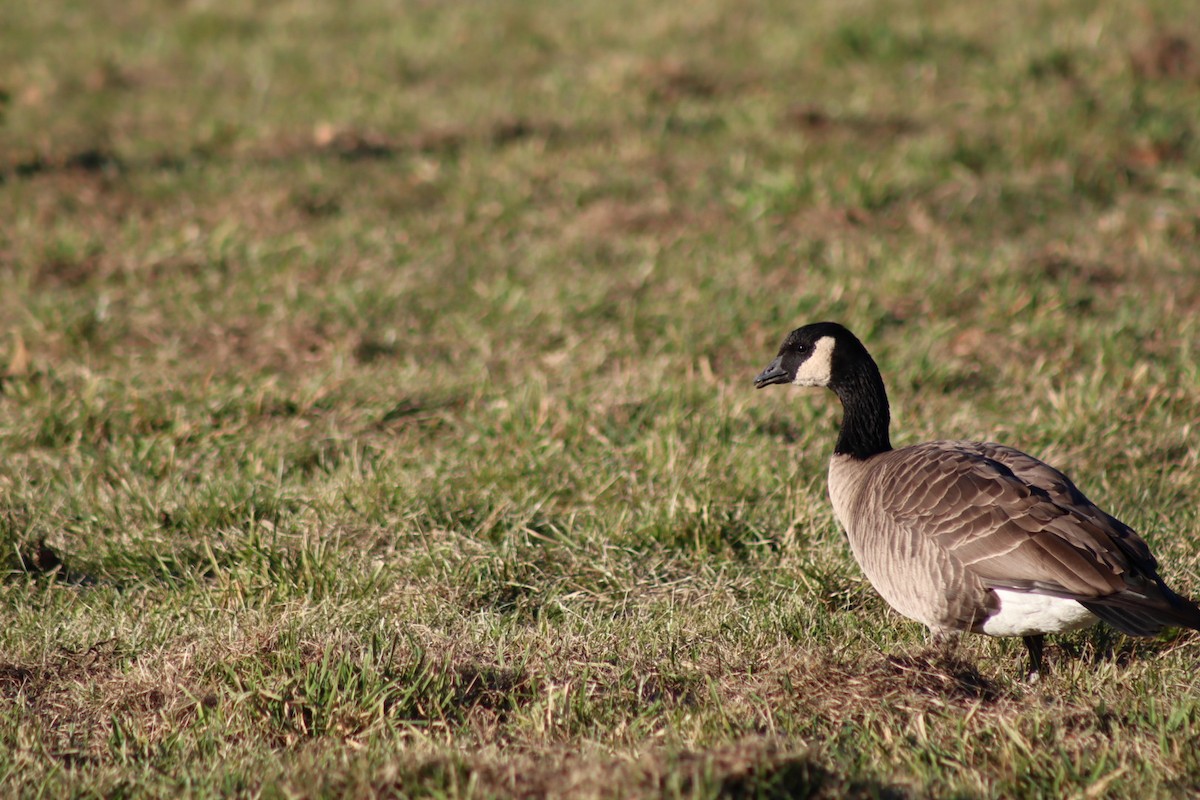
[755,321,1200,676]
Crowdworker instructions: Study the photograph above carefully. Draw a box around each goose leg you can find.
[1022,634,1046,679]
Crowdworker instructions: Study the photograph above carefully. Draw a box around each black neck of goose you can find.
[831,359,892,459]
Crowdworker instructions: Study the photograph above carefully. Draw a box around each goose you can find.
[754,321,1200,676]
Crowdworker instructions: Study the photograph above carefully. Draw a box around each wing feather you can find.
[864,442,1200,633]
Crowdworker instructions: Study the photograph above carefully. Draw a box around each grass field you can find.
[3,0,1200,796]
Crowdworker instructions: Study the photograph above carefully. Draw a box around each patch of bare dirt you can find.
[0,640,123,763]
[3,532,96,584]
[0,640,122,704]
[1,639,208,767]
[1027,250,1121,287]
[181,317,342,374]
[2,146,125,183]
[641,60,721,102]
[34,250,105,289]
[1132,32,1198,80]
[570,197,675,237]
[785,104,921,140]
[430,739,909,800]
[703,644,1010,738]
[868,650,1001,703]
[305,117,570,163]
[1,116,580,189]
[567,196,725,242]
[10,537,64,576]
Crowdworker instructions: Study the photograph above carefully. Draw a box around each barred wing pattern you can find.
[852,442,1200,636]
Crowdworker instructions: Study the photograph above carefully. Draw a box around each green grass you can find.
[3,0,1200,796]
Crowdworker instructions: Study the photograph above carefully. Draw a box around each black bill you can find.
[753,356,789,388]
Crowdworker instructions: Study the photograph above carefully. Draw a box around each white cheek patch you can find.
[792,336,836,387]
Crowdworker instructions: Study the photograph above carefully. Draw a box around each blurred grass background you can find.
[2,0,1200,797]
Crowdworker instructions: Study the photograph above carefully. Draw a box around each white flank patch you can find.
[979,589,1098,637]
[792,336,836,387]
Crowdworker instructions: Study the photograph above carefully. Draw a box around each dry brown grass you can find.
[4,0,1200,797]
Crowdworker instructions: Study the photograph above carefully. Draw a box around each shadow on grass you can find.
[449,739,912,800]
[0,115,597,185]
[1078,624,1189,668]
[878,650,1000,703]
[665,744,910,800]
